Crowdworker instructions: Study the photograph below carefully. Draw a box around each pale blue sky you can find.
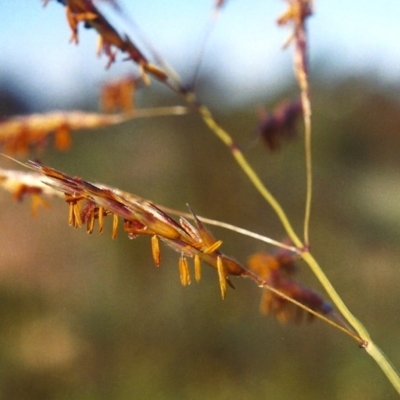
[1,1,400,108]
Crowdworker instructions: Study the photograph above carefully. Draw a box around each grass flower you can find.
[12,160,253,298]
[257,98,302,151]
[43,0,168,83]
[247,250,332,323]
[2,1,400,394]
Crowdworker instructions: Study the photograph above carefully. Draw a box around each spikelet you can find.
[0,106,188,155]
[247,250,332,323]
[277,0,312,135]
[0,168,63,215]
[100,75,139,114]
[44,0,168,83]
[0,162,335,313]
[257,98,302,151]
[0,112,126,154]
[2,160,249,298]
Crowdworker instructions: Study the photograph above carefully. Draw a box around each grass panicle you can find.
[0,0,399,395]
[0,106,189,155]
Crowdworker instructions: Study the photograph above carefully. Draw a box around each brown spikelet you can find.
[247,250,332,323]
[0,107,189,155]
[257,98,302,151]
[11,181,51,217]
[30,194,51,217]
[100,75,139,114]
[4,161,252,299]
[54,124,72,150]
[45,0,168,84]
[0,168,64,215]
[0,112,128,155]
[277,0,312,135]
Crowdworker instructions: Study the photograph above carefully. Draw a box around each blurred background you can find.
[1,1,400,399]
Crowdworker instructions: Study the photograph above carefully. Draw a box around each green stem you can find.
[198,105,302,249]
[301,251,370,340]
[302,93,312,246]
[367,342,400,394]
[305,250,400,392]
[197,103,400,395]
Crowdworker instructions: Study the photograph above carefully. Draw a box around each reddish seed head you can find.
[247,250,332,323]
[258,98,302,151]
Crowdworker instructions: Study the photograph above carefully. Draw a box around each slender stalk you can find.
[261,284,362,344]
[196,100,400,395]
[301,93,312,246]
[131,106,190,118]
[291,19,313,247]
[197,102,361,328]
[367,342,400,395]
[174,6,400,395]
[301,252,400,393]
[158,205,300,253]
[300,251,370,340]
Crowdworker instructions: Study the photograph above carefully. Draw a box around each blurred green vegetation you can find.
[1,73,400,399]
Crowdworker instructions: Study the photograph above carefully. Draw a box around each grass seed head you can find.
[248,251,332,323]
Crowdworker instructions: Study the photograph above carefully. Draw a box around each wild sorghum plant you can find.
[1,1,400,397]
